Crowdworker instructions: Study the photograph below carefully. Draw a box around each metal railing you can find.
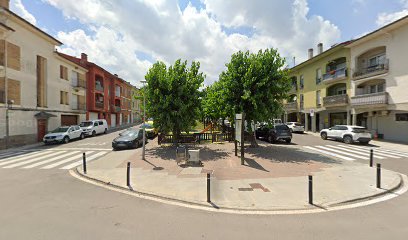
[284,102,298,111]
[351,92,388,106]
[95,83,104,92]
[73,79,86,89]
[73,103,86,111]
[95,102,104,109]
[353,59,389,78]
[111,104,121,112]
[323,67,347,82]
[323,94,348,107]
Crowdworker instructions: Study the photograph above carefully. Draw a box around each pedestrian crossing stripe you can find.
[305,144,407,161]
[0,150,109,170]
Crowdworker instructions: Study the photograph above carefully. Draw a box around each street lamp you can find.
[140,80,147,160]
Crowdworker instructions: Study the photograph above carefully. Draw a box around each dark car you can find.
[255,124,292,143]
[112,129,146,150]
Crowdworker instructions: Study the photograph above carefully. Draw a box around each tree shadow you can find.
[243,158,270,172]
[145,145,229,162]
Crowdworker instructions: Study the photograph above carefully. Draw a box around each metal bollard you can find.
[370,149,374,167]
[127,162,131,187]
[377,163,381,189]
[308,175,313,205]
[207,173,211,203]
[82,152,87,174]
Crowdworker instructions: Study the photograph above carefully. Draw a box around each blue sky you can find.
[10,0,408,86]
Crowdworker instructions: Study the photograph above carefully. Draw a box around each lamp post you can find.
[141,80,147,160]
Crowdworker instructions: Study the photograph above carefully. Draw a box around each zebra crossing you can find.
[304,144,408,161]
[0,149,110,170]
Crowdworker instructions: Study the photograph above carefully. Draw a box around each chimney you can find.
[0,0,9,9]
[308,48,314,59]
[81,53,88,62]
[317,43,323,54]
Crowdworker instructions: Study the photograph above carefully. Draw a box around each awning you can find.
[34,111,57,119]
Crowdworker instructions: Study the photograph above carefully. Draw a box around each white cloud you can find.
[39,0,341,86]
[10,0,37,25]
[376,0,408,27]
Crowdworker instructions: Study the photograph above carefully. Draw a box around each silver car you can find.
[286,122,305,133]
[43,125,84,144]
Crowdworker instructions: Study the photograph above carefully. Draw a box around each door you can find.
[61,115,78,126]
[37,119,47,142]
[327,125,339,138]
[111,115,116,127]
[98,120,105,134]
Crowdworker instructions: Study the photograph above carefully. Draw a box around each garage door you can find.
[89,112,98,120]
[61,115,78,126]
[111,114,116,127]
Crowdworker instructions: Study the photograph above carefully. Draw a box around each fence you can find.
[158,132,234,145]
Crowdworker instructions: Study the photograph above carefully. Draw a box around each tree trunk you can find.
[249,131,259,148]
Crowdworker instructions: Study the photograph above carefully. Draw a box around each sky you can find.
[9,0,408,87]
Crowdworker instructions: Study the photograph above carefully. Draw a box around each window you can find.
[368,54,386,67]
[300,75,304,89]
[316,90,321,106]
[71,70,79,85]
[0,40,21,71]
[37,56,47,107]
[396,113,408,122]
[60,65,68,80]
[316,68,322,84]
[60,91,69,105]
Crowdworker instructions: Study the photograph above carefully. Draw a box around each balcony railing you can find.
[300,102,304,110]
[323,67,347,83]
[323,94,348,107]
[353,59,389,79]
[111,104,121,112]
[95,102,104,109]
[95,83,104,92]
[284,102,298,112]
[72,103,86,111]
[73,79,86,89]
[351,92,388,106]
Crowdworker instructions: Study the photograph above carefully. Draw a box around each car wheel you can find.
[133,141,139,149]
[290,129,293,133]
[104,128,107,134]
[92,131,96,137]
[268,135,275,143]
[285,139,292,144]
[63,136,69,144]
[321,132,327,140]
[80,133,85,140]
[343,135,353,144]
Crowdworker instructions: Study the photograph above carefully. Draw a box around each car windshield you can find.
[122,130,139,137]
[51,127,69,133]
[80,122,93,127]
[141,123,152,129]
[275,125,289,130]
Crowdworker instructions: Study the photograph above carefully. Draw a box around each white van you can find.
[80,119,108,137]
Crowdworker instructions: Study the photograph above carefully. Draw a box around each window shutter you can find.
[7,79,21,105]
[0,40,5,66]
[7,42,21,71]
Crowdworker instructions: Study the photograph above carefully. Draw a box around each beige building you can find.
[347,15,408,143]
[0,1,87,149]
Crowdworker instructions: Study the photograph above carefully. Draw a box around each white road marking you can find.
[327,145,385,159]
[339,145,402,158]
[22,151,81,169]
[41,151,96,169]
[3,151,66,168]
[304,146,355,161]
[315,146,368,160]
[60,151,108,169]
[0,151,53,165]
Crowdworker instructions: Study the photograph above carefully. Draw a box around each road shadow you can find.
[146,145,229,162]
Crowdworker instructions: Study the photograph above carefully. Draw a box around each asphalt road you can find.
[0,132,407,239]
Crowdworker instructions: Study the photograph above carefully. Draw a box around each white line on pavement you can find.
[22,151,81,169]
[304,146,355,161]
[42,151,96,169]
[315,146,368,160]
[60,151,108,169]
[338,145,403,158]
[0,151,54,165]
[327,145,385,159]
[3,151,66,169]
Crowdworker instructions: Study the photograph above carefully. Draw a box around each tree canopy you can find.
[203,48,291,131]
[144,59,204,142]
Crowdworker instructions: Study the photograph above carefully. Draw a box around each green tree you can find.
[209,48,291,146]
[145,59,205,145]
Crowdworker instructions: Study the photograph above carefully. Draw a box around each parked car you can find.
[255,124,292,143]
[320,125,372,144]
[43,125,84,144]
[286,122,305,133]
[80,119,108,137]
[140,123,157,139]
[112,129,146,150]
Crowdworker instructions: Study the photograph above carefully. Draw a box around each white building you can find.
[0,1,87,149]
[348,16,408,143]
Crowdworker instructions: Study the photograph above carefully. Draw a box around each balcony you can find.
[73,79,86,89]
[95,102,104,109]
[111,104,121,113]
[323,94,348,107]
[351,92,388,107]
[323,67,347,84]
[72,103,86,111]
[353,59,389,80]
[284,102,298,112]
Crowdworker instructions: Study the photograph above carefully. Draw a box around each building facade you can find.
[131,87,142,124]
[347,16,408,142]
[0,2,87,149]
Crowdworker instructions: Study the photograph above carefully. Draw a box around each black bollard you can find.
[82,152,87,174]
[370,149,374,167]
[377,163,381,189]
[207,173,211,203]
[308,175,313,205]
[127,162,131,187]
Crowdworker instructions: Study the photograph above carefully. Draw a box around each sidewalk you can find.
[76,140,405,211]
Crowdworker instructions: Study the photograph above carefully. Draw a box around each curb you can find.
[71,167,408,215]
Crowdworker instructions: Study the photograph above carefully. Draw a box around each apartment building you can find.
[346,15,408,142]
[0,1,87,148]
[131,87,142,124]
[287,42,352,132]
